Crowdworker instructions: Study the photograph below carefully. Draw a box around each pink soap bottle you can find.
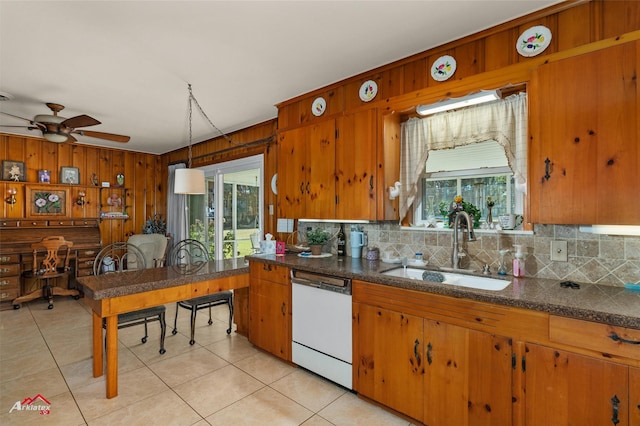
[513,245,524,277]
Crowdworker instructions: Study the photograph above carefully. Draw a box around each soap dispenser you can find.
[513,245,524,277]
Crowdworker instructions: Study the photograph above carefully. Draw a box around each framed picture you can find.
[2,160,26,182]
[38,169,51,183]
[27,187,68,216]
[60,166,80,185]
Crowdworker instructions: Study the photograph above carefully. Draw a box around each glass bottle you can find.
[498,249,509,276]
[337,224,346,257]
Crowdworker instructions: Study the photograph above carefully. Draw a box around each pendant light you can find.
[174,84,206,194]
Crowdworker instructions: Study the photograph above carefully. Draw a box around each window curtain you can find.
[399,92,527,221]
[166,163,188,250]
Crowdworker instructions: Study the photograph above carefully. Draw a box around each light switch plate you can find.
[550,240,568,262]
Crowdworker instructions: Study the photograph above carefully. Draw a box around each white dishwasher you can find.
[291,269,352,389]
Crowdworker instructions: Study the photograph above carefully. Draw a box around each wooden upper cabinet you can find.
[336,109,377,220]
[276,121,336,220]
[529,40,640,225]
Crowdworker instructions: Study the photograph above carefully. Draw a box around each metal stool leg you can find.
[171,302,179,335]
[189,306,196,345]
[159,311,166,354]
[141,318,149,344]
[227,297,234,334]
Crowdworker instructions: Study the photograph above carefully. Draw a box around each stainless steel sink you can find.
[381,267,511,291]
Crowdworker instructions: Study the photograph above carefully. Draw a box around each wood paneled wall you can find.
[0,133,165,246]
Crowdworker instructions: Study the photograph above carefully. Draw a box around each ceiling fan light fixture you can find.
[34,114,65,124]
[43,131,69,143]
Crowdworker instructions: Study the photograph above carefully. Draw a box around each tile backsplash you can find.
[305,223,640,287]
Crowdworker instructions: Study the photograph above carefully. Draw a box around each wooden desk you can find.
[77,259,249,399]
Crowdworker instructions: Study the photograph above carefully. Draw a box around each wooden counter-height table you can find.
[77,259,249,399]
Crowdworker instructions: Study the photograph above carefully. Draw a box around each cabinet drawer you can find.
[74,219,99,227]
[20,220,49,227]
[0,276,20,289]
[0,254,20,264]
[0,264,20,277]
[0,220,19,228]
[249,262,289,283]
[77,248,99,257]
[76,268,95,277]
[50,219,74,226]
[0,289,19,301]
[550,315,640,361]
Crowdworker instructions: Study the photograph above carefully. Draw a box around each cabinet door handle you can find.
[306,182,310,194]
[369,175,374,191]
[544,157,552,180]
[426,342,433,365]
[300,182,305,194]
[281,302,286,316]
[611,395,620,425]
[262,264,272,271]
[608,332,640,345]
[413,338,421,366]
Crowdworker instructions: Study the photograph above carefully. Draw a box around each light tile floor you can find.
[0,297,413,425]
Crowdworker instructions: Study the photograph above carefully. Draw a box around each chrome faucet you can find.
[451,211,476,270]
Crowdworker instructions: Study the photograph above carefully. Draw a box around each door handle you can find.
[414,338,421,366]
[369,175,374,191]
[426,342,433,365]
[611,395,620,425]
[281,302,286,316]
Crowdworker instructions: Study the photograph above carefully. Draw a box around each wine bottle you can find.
[337,224,346,257]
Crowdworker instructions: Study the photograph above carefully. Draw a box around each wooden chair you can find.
[13,236,79,309]
[93,242,167,354]
[169,239,233,345]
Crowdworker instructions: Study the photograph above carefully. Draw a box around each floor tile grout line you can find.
[27,301,91,425]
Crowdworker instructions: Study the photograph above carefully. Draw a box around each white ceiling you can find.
[0,0,560,155]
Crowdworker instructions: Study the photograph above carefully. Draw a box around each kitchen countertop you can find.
[247,254,640,330]
[77,258,249,300]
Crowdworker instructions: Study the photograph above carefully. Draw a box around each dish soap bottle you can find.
[513,245,524,277]
[337,224,346,257]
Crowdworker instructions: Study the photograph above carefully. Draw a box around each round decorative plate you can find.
[359,80,378,102]
[516,25,552,57]
[311,97,326,116]
[271,173,277,195]
[431,55,457,81]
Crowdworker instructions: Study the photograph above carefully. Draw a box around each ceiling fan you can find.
[0,102,130,143]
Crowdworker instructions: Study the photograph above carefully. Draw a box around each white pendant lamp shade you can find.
[174,168,205,194]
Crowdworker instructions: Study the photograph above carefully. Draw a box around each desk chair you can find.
[170,239,233,345]
[13,236,79,310]
[93,242,167,354]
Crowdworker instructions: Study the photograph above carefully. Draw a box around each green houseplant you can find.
[306,228,330,255]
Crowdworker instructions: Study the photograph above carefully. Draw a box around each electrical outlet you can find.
[550,240,568,262]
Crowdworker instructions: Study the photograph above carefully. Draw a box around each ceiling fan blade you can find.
[62,114,101,129]
[0,111,33,122]
[0,125,39,130]
[73,130,130,143]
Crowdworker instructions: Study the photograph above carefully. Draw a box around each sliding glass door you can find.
[187,155,263,260]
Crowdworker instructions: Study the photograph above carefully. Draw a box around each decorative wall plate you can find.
[359,80,378,102]
[271,173,278,195]
[430,55,457,81]
[516,25,552,57]
[311,97,326,116]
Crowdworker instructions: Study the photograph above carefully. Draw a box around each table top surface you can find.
[77,258,249,300]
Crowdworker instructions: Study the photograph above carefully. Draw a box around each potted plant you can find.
[306,227,330,255]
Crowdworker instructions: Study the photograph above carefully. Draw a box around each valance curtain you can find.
[166,163,188,249]
[399,92,528,221]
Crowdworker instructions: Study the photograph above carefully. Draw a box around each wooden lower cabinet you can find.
[248,262,291,361]
[356,303,424,420]
[353,280,639,426]
[524,343,632,426]
[354,301,512,425]
[631,367,640,426]
[424,320,512,426]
